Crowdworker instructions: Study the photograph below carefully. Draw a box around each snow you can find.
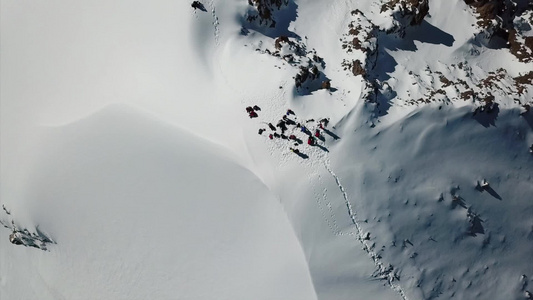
[2,0,533,299]
[1,104,317,300]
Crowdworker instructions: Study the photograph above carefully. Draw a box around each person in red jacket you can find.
[308,136,314,145]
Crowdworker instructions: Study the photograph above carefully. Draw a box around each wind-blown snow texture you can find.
[1,0,532,300]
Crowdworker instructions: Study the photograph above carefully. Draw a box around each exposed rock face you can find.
[351,60,366,77]
[463,0,533,62]
[247,0,290,28]
[381,0,430,27]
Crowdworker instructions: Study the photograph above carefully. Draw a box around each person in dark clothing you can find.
[290,147,300,154]
[253,105,261,111]
[258,128,265,135]
[268,123,276,131]
[281,134,288,139]
[287,109,295,115]
[277,121,288,132]
[274,132,280,138]
[246,106,254,113]
[191,1,207,11]
[320,118,329,127]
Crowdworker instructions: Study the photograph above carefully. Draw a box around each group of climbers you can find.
[246,105,261,118]
[246,105,332,157]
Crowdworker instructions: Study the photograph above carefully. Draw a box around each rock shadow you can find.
[294,71,332,96]
[371,20,455,82]
[369,20,455,116]
[243,0,300,39]
[472,104,500,127]
[467,213,485,236]
[521,111,533,130]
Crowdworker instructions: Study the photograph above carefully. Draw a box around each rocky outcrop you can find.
[380,0,430,29]
[246,0,290,28]
[464,0,533,62]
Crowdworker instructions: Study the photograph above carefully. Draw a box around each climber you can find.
[249,111,258,118]
[258,128,265,135]
[287,109,295,115]
[191,1,207,11]
[315,129,321,138]
[277,120,288,132]
[253,105,261,111]
[308,136,315,145]
[290,147,300,154]
[246,106,254,113]
[268,123,276,131]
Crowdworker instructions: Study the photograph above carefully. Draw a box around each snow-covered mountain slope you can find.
[0,105,317,300]
[1,0,532,299]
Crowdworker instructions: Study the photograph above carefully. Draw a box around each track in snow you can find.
[206,0,220,45]
[324,160,409,300]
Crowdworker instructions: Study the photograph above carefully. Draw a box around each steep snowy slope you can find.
[2,0,532,299]
[217,0,533,299]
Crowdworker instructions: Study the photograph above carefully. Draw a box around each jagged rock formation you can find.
[464,0,533,62]
[255,34,330,93]
[380,0,430,36]
[246,0,290,28]
[338,3,533,115]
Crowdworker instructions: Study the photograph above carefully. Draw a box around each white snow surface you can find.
[1,0,532,300]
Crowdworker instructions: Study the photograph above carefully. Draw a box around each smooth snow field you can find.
[1,0,532,300]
